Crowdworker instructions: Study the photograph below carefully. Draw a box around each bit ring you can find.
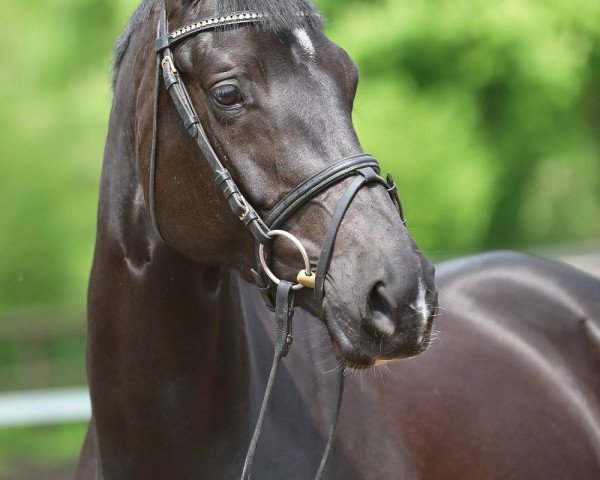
[258,230,313,291]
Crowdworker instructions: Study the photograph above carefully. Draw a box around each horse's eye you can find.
[211,84,244,109]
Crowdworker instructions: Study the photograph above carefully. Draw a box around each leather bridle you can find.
[150,3,406,478]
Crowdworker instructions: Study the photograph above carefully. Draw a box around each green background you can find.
[2,0,600,311]
[0,0,599,477]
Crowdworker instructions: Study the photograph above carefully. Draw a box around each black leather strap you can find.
[386,172,406,225]
[254,163,403,312]
[266,154,379,228]
[314,175,365,312]
[149,53,163,240]
[254,155,384,310]
[241,280,346,480]
[241,281,295,480]
[152,8,270,244]
[313,168,388,314]
[315,366,347,480]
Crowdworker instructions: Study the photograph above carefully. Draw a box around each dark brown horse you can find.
[77,0,600,478]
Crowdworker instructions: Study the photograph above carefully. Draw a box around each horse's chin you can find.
[324,310,435,370]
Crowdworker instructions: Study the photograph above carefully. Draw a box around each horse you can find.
[76,0,600,478]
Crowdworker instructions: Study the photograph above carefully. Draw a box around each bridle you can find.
[150,2,406,478]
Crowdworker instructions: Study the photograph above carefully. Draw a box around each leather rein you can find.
[150,3,406,478]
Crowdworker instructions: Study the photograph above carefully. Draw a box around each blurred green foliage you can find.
[326,0,600,256]
[1,0,599,311]
[0,422,87,476]
[0,1,134,310]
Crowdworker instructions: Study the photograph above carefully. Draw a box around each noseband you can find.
[151,3,406,478]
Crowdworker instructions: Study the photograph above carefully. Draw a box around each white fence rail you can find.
[0,387,90,427]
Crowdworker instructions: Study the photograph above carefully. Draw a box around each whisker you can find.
[384,364,398,382]
[323,364,341,375]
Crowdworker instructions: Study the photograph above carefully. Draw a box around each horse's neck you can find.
[90,150,335,476]
[88,221,272,473]
[94,47,264,412]
[89,100,273,476]
[87,39,299,473]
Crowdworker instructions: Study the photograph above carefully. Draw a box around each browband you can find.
[155,11,268,53]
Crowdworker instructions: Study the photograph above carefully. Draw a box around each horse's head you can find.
[136,0,437,368]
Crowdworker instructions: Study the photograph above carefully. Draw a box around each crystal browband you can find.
[171,12,268,39]
[155,11,313,52]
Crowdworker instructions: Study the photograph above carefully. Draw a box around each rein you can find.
[150,3,406,478]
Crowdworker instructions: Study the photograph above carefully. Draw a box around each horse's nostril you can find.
[369,282,392,319]
[365,283,397,337]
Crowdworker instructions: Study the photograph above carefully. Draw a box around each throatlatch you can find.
[151,2,406,478]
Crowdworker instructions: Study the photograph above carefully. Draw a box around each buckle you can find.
[161,56,177,75]
[238,195,251,221]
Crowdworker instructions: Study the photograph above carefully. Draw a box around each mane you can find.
[112,0,323,91]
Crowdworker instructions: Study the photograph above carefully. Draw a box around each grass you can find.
[0,423,87,477]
